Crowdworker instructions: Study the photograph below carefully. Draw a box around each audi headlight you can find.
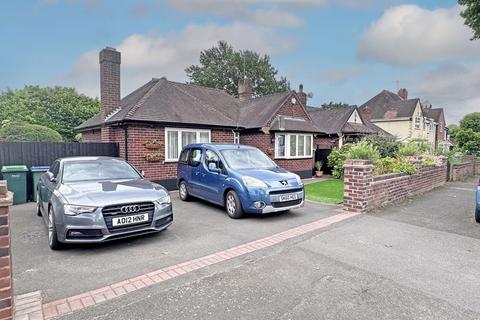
[294,174,303,186]
[242,176,268,188]
[155,195,171,206]
[64,205,97,216]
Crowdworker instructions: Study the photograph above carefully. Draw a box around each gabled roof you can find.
[307,106,380,135]
[422,108,443,122]
[77,79,315,132]
[359,90,420,120]
[237,91,292,128]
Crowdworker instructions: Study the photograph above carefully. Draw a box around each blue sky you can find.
[1,0,479,124]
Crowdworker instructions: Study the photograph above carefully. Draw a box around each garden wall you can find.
[450,155,478,181]
[343,157,448,213]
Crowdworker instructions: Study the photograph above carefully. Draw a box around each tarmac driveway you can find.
[11,178,480,319]
[10,193,338,303]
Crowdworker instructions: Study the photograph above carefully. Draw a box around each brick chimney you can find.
[99,47,121,120]
[238,78,253,101]
[297,84,307,106]
[398,88,408,100]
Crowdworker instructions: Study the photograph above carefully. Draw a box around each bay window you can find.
[275,133,313,159]
[165,128,211,161]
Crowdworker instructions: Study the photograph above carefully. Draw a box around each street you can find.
[11,178,480,319]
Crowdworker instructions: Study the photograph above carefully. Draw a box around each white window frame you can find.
[274,133,313,159]
[414,116,421,130]
[233,131,240,144]
[164,128,211,162]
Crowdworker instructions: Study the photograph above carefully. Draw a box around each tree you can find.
[0,86,99,141]
[448,124,460,139]
[459,112,480,132]
[321,102,350,109]
[452,111,480,155]
[185,41,289,97]
[459,0,480,40]
[0,121,63,142]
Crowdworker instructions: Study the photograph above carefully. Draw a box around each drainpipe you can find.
[124,126,129,161]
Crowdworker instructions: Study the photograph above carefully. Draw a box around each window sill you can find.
[164,160,178,163]
[275,156,313,160]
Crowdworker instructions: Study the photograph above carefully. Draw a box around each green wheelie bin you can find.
[31,166,50,202]
[1,165,28,205]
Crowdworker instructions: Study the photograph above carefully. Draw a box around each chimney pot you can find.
[238,78,253,101]
[297,83,307,106]
[99,47,121,121]
[398,88,408,100]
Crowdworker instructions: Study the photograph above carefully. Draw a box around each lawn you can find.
[305,179,344,204]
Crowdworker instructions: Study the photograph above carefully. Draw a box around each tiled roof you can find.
[307,106,380,135]
[77,79,301,131]
[423,108,443,122]
[359,90,420,120]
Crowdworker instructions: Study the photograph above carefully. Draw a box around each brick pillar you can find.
[343,160,373,213]
[0,181,13,320]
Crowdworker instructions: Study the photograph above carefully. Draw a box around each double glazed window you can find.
[414,116,421,130]
[275,133,312,159]
[165,128,210,161]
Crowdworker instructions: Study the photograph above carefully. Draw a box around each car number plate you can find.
[279,193,298,202]
[112,213,149,227]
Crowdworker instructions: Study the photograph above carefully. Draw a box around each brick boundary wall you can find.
[0,181,13,320]
[450,155,478,181]
[344,157,448,213]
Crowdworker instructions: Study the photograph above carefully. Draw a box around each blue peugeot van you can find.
[177,144,304,219]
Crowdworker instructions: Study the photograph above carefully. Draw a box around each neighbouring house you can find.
[306,105,384,147]
[358,88,449,151]
[304,105,385,173]
[422,106,452,151]
[77,47,320,188]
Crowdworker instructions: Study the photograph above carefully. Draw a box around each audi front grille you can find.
[102,202,155,232]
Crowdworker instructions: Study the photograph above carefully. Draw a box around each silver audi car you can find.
[36,157,173,250]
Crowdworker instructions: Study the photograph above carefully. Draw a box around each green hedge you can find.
[0,121,63,142]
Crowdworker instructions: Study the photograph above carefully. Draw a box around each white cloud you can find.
[320,66,364,82]
[358,5,480,65]
[411,63,480,123]
[57,23,294,97]
[166,0,394,28]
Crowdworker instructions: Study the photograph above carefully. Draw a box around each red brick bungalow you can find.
[77,47,320,188]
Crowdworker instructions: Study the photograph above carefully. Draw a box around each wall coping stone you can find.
[344,159,373,166]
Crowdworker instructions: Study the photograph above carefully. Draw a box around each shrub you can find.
[345,141,380,164]
[398,143,423,157]
[0,121,63,142]
[327,144,353,178]
[374,157,417,175]
[421,155,437,167]
[361,134,401,158]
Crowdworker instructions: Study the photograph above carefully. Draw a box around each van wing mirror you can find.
[47,171,56,183]
[140,170,145,178]
[208,162,221,173]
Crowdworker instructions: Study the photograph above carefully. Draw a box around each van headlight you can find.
[155,195,171,206]
[64,205,97,216]
[242,176,268,188]
[294,174,303,186]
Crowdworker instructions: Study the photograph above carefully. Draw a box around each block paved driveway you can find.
[11,178,480,319]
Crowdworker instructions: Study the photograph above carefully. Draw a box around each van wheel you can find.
[48,207,62,250]
[225,190,243,219]
[475,208,480,223]
[179,181,190,201]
